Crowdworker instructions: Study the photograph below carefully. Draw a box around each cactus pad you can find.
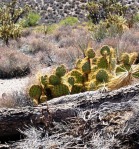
[29,85,42,99]
[96,69,109,83]
[100,45,110,56]
[49,75,61,85]
[82,61,91,74]
[71,83,83,94]
[51,84,70,97]
[71,69,84,83]
[85,48,95,58]
[68,76,75,86]
[97,57,109,69]
[41,75,48,86]
[56,65,66,77]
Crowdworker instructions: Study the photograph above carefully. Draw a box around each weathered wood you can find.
[0,84,139,139]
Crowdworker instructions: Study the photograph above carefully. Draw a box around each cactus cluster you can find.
[29,45,139,105]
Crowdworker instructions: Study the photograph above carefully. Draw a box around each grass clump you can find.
[59,17,79,26]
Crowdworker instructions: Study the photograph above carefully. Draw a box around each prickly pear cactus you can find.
[51,84,70,97]
[85,48,95,58]
[71,69,84,84]
[29,85,42,100]
[56,65,66,77]
[68,76,75,86]
[49,75,61,85]
[41,75,48,86]
[71,83,83,94]
[96,69,109,83]
[100,45,110,56]
[81,60,91,74]
[97,57,109,69]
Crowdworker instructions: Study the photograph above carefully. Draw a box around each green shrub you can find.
[59,17,79,26]
[22,12,41,27]
[133,12,139,23]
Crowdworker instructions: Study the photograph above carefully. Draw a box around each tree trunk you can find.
[0,84,139,139]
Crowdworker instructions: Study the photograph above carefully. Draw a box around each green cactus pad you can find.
[51,84,70,97]
[97,57,109,69]
[121,53,130,65]
[82,61,91,74]
[56,65,66,77]
[29,85,42,99]
[41,75,48,86]
[49,75,61,85]
[96,69,109,83]
[100,45,110,56]
[68,76,75,86]
[71,69,84,83]
[85,48,95,58]
[71,83,83,94]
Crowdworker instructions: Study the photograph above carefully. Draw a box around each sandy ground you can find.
[0,66,55,98]
[0,77,29,98]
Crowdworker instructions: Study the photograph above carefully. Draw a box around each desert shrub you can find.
[22,12,41,27]
[0,0,29,45]
[87,0,128,24]
[0,47,31,79]
[59,17,79,26]
[91,15,128,41]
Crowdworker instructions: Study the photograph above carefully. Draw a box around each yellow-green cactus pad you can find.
[68,76,75,86]
[96,69,109,83]
[97,57,109,69]
[71,83,83,94]
[49,75,61,85]
[51,84,70,97]
[41,75,48,86]
[56,65,66,77]
[85,48,95,58]
[29,85,42,99]
[100,45,110,56]
[71,69,84,83]
[82,61,91,74]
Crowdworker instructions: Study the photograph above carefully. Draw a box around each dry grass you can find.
[0,47,31,78]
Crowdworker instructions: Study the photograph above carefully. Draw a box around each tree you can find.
[0,0,29,45]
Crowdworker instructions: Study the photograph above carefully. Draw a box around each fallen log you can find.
[0,84,139,140]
